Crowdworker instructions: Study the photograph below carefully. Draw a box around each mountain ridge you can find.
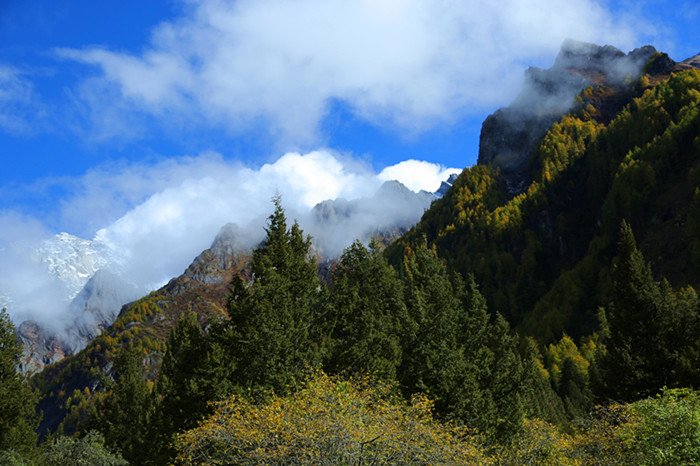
[27,41,700,439]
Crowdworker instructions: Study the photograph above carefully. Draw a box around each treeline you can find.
[3,198,699,464]
[389,69,700,343]
[1,68,699,465]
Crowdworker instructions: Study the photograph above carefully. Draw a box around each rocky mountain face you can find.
[66,270,142,347]
[435,173,460,198]
[679,53,700,70]
[164,222,254,296]
[16,321,71,375]
[16,270,142,375]
[477,40,661,176]
[14,179,444,375]
[308,179,440,257]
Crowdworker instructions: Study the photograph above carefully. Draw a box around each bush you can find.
[173,370,491,465]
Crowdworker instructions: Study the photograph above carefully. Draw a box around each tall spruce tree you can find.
[459,277,531,441]
[602,221,673,400]
[0,308,38,457]
[149,312,231,464]
[324,239,406,380]
[95,344,152,464]
[602,221,700,400]
[225,197,320,393]
[398,241,469,417]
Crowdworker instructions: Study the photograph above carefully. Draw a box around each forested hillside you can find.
[389,63,700,343]
[1,49,699,465]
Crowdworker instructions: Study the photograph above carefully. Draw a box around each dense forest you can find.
[1,61,700,464]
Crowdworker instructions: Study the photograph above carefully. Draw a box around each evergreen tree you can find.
[0,308,38,457]
[95,344,152,464]
[602,221,675,400]
[225,196,321,393]
[459,278,531,441]
[324,239,405,380]
[149,312,231,464]
[398,241,468,417]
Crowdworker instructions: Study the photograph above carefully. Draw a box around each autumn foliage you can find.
[173,370,492,465]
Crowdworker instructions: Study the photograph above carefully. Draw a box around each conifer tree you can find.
[149,312,231,464]
[602,221,676,401]
[0,308,38,457]
[95,344,152,464]
[458,277,531,441]
[398,241,468,416]
[602,221,700,400]
[325,239,405,379]
[225,196,321,393]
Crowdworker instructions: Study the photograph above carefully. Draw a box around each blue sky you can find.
[1,0,699,242]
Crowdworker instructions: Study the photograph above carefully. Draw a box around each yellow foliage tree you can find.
[173,370,491,465]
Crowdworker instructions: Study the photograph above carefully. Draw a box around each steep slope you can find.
[31,179,436,434]
[389,44,700,342]
[32,222,250,435]
[478,40,659,175]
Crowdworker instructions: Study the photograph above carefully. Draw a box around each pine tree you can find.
[225,197,321,393]
[94,344,152,464]
[150,312,231,464]
[398,241,468,417]
[602,221,674,400]
[0,308,38,457]
[324,239,405,379]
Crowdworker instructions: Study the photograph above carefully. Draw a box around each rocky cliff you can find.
[477,40,660,175]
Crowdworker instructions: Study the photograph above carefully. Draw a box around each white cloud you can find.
[1,148,460,336]
[378,159,461,193]
[1,150,458,308]
[93,149,442,288]
[56,0,642,146]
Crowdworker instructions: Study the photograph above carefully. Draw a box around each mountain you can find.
[389,42,700,342]
[308,179,440,257]
[435,173,459,198]
[478,40,661,196]
[28,41,700,440]
[31,178,447,432]
[35,232,118,300]
[7,179,442,376]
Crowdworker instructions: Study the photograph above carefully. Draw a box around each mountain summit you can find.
[477,40,660,174]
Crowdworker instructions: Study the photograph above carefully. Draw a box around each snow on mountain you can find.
[35,232,119,300]
[6,174,458,374]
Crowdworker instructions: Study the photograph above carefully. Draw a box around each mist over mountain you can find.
[3,174,450,373]
[478,40,660,175]
[17,40,700,462]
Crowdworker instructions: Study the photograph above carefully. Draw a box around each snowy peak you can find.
[36,232,116,299]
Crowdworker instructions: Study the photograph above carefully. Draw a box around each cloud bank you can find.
[1,150,459,326]
[57,0,641,145]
